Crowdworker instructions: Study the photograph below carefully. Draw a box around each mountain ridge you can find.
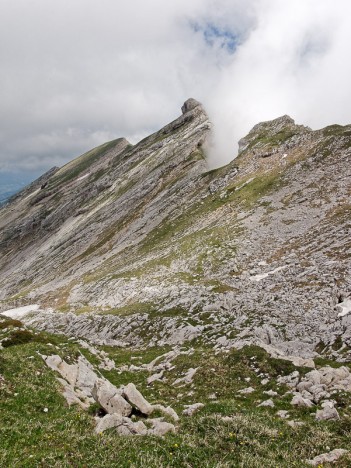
[0,99,350,363]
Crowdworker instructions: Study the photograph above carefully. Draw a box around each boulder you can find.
[75,356,99,397]
[95,414,148,435]
[183,403,204,416]
[276,410,290,419]
[291,395,314,408]
[306,449,348,466]
[315,406,340,421]
[122,383,153,416]
[92,379,132,416]
[238,387,255,395]
[174,367,198,385]
[147,418,176,436]
[95,414,123,434]
[258,399,274,408]
[151,404,179,422]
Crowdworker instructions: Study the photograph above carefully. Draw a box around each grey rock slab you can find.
[151,404,179,422]
[291,395,314,408]
[238,387,255,395]
[306,449,349,466]
[276,410,290,419]
[147,418,176,436]
[183,403,204,416]
[315,406,340,421]
[95,414,123,434]
[56,377,87,408]
[258,399,275,408]
[75,356,100,397]
[92,379,132,416]
[287,420,305,428]
[147,371,164,385]
[122,383,153,416]
[173,367,198,385]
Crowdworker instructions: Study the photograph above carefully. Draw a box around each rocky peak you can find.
[238,115,311,154]
[181,98,203,115]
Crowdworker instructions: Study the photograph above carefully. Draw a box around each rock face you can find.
[0,99,350,363]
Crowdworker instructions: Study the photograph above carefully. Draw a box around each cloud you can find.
[0,0,351,173]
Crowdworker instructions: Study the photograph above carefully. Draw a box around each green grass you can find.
[1,317,351,468]
[49,138,124,188]
[245,129,298,152]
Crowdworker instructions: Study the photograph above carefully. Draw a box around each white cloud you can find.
[0,0,350,172]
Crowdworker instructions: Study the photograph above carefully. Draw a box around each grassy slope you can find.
[1,318,351,467]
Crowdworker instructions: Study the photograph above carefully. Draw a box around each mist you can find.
[1,0,351,173]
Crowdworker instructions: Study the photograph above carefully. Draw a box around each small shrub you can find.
[1,329,46,348]
[0,318,23,329]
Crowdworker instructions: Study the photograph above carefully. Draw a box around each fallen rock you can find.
[152,404,179,422]
[238,387,255,395]
[263,390,278,397]
[75,356,100,397]
[306,448,348,466]
[56,377,88,409]
[276,410,290,419]
[95,414,148,435]
[122,383,153,416]
[291,395,314,408]
[258,399,274,408]
[174,367,198,385]
[147,371,164,385]
[287,420,304,428]
[183,403,204,416]
[278,371,300,388]
[95,414,123,434]
[315,406,340,421]
[92,379,132,416]
[147,418,176,436]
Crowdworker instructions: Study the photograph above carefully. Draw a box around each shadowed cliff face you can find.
[0,100,350,360]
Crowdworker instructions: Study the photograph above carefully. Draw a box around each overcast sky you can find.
[1,0,351,174]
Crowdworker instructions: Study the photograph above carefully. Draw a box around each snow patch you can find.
[250,266,287,282]
[77,173,90,181]
[337,299,351,318]
[1,304,40,319]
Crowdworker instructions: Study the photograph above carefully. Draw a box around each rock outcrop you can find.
[41,354,177,436]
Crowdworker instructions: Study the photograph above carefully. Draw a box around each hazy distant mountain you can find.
[0,171,42,204]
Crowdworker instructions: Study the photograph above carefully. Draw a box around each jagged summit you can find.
[181,98,203,114]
